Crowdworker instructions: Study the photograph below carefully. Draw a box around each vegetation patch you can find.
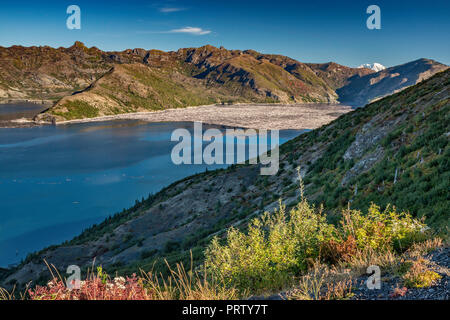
[52,100,99,120]
[205,186,428,294]
[402,258,442,288]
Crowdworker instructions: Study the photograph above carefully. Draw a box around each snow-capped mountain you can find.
[358,63,386,72]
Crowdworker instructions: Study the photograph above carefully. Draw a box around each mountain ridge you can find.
[0,42,446,122]
[338,58,448,106]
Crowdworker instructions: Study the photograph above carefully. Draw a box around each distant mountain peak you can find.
[358,63,386,72]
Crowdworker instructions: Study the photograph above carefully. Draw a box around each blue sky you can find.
[0,0,449,67]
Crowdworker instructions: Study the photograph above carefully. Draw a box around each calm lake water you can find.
[0,116,304,267]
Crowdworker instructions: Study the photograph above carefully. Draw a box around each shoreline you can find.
[0,99,54,106]
[37,103,353,130]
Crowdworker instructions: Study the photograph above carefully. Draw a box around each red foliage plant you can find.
[28,274,154,300]
[389,286,408,298]
[320,235,357,265]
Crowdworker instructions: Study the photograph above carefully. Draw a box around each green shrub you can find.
[205,200,337,293]
[164,241,181,253]
[205,199,428,294]
[340,203,428,253]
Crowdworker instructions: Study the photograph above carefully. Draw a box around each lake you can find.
[0,117,304,267]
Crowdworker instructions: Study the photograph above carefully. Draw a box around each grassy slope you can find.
[47,64,222,120]
[301,69,449,228]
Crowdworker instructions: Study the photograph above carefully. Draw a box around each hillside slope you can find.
[34,63,222,122]
[0,42,112,101]
[307,62,375,90]
[2,69,448,289]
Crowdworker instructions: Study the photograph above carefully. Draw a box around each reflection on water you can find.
[0,119,304,267]
[0,102,48,125]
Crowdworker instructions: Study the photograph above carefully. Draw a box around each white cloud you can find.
[136,26,212,36]
[169,27,211,35]
[159,7,185,13]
